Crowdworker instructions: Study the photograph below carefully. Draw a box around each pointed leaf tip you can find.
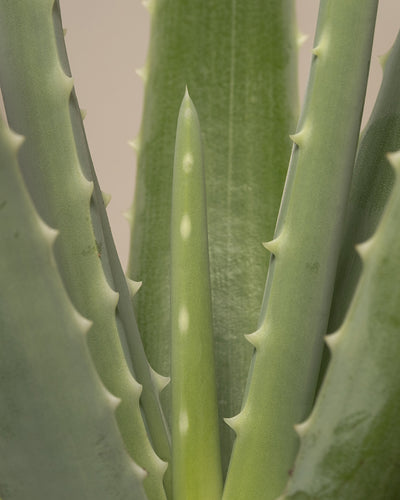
[181,86,194,111]
[178,89,198,123]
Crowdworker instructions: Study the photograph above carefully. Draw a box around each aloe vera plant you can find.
[0,1,400,499]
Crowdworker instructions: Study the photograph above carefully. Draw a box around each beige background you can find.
[2,2,400,267]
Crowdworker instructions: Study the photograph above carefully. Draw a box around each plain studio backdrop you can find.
[1,2,400,268]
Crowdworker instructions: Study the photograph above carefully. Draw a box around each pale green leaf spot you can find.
[179,410,189,435]
[182,152,193,173]
[180,214,191,240]
[178,306,189,334]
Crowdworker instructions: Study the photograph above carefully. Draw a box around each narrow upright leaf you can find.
[223,2,378,499]
[171,91,222,500]
[0,113,147,500]
[328,30,400,333]
[0,2,167,497]
[282,151,400,500]
[128,0,298,470]
[53,0,172,475]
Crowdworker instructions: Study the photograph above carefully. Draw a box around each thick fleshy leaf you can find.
[54,0,172,479]
[223,2,378,499]
[128,0,298,470]
[282,151,400,500]
[0,2,167,497]
[328,29,400,333]
[170,91,222,500]
[0,114,147,500]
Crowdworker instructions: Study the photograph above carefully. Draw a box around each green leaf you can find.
[282,151,400,500]
[328,29,400,333]
[53,0,172,480]
[0,1,166,497]
[223,2,378,499]
[0,114,147,500]
[128,0,298,470]
[171,90,223,500]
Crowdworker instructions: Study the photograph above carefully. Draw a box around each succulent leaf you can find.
[56,4,172,477]
[328,29,400,334]
[127,0,298,471]
[282,151,400,499]
[223,2,378,499]
[0,1,168,497]
[171,90,223,500]
[0,113,147,500]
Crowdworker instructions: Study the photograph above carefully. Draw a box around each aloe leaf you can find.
[171,91,223,500]
[52,0,172,477]
[0,1,166,497]
[128,0,298,470]
[328,30,400,333]
[282,151,400,500]
[223,2,378,499]
[0,114,147,500]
